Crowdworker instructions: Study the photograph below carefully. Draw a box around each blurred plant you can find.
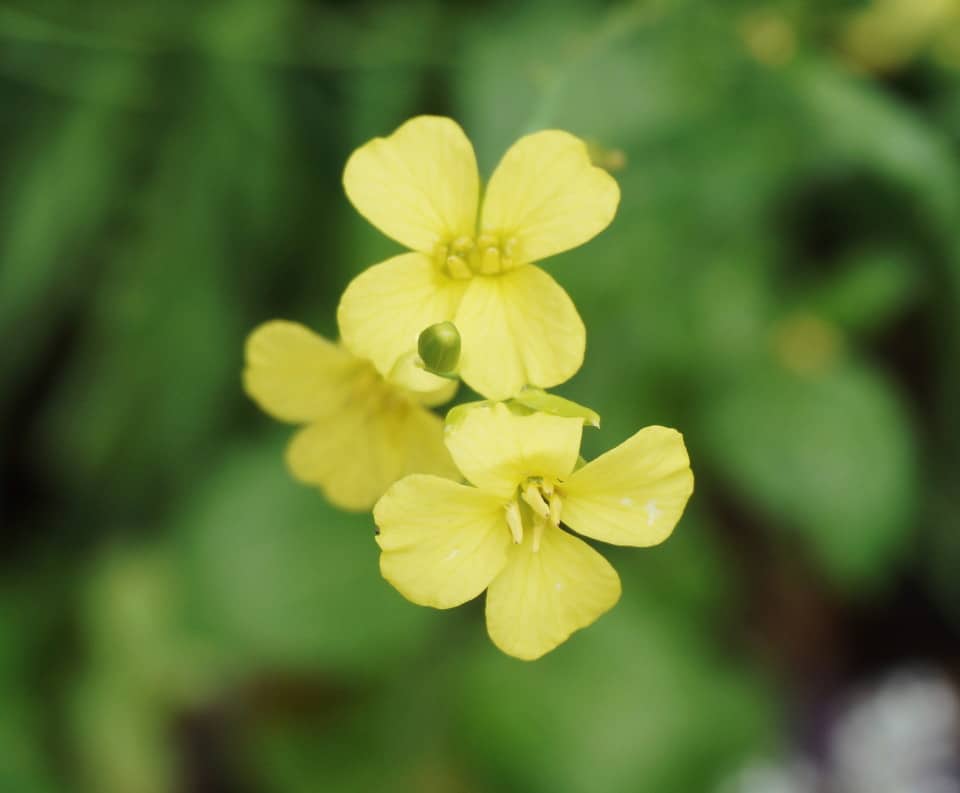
[2,0,959,790]
[719,668,960,793]
[842,0,960,73]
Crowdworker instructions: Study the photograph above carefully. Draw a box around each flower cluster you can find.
[244,116,694,659]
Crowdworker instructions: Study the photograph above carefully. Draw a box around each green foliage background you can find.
[2,1,959,791]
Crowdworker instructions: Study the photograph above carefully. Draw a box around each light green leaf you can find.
[701,360,917,590]
[175,434,434,676]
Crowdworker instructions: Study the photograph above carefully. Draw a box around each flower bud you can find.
[418,321,461,377]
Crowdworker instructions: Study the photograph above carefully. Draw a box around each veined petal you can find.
[485,522,621,660]
[343,116,479,253]
[243,320,357,423]
[443,402,583,498]
[287,396,456,512]
[480,130,620,263]
[375,475,511,609]
[338,252,468,378]
[455,265,585,401]
[562,426,693,547]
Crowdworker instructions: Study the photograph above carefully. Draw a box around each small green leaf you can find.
[510,387,601,428]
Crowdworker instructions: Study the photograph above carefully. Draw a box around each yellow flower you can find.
[243,320,458,511]
[339,116,620,401]
[373,403,694,660]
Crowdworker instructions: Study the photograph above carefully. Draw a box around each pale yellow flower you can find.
[373,403,693,660]
[244,320,457,511]
[339,116,620,401]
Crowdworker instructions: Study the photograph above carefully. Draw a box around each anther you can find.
[479,247,501,274]
[521,483,549,518]
[445,255,472,279]
[548,491,562,527]
[451,236,475,254]
[505,501,523,544]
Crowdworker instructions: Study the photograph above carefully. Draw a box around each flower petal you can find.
[443,402,583,498]
[561,426,694,547]
[375,475,511,609]
[343,115,479,253]
[455,265,585,401]
[287,398,456,512]
[387,351,459,407]
[338,252,467,379]
[243,320,357,423]
[481,130,620,263]
[485,523,621,660]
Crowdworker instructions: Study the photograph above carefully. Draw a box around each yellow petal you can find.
[455,265,585,400]
[387,351,459,407]
[443,402,583,498]
[561,426,694,547]
[243,320,356,423]
[375,475,511,609]
[287,392,456,512]
[343,115,479,253]
[480,130,620,263]
[485,522,621,660]
[338,252,467,379]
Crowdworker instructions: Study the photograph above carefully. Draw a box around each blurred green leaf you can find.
[454,596,775,793]
[251,680,474,793]
[83,543,236,702]
[793,59,960,225]
[802,247,920,334]
[175,433,434,676]
[701,360,917,589]
[69,673,173,793]
[0,58,145,402]
[39,55,290,506]
[0,593,58,793]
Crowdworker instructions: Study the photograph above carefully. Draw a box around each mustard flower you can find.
[244,320,457,511]
[338,116,620,401]
[373,403,694,660]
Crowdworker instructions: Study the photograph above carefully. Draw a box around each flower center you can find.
[435,234,520,279]
[504,476,563,552]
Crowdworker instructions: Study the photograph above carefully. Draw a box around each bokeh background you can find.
[3,0,960,791]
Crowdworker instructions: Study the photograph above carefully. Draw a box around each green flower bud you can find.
[418,321,461,377]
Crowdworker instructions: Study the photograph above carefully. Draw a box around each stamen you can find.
[532,512,546,553]
[451,236,474,254]
[521,483,549,518]
[437,234,520,277]
[548,491,562,527]
[505,501,523,544]
[445,255,472,279]
[479,247,501,274]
